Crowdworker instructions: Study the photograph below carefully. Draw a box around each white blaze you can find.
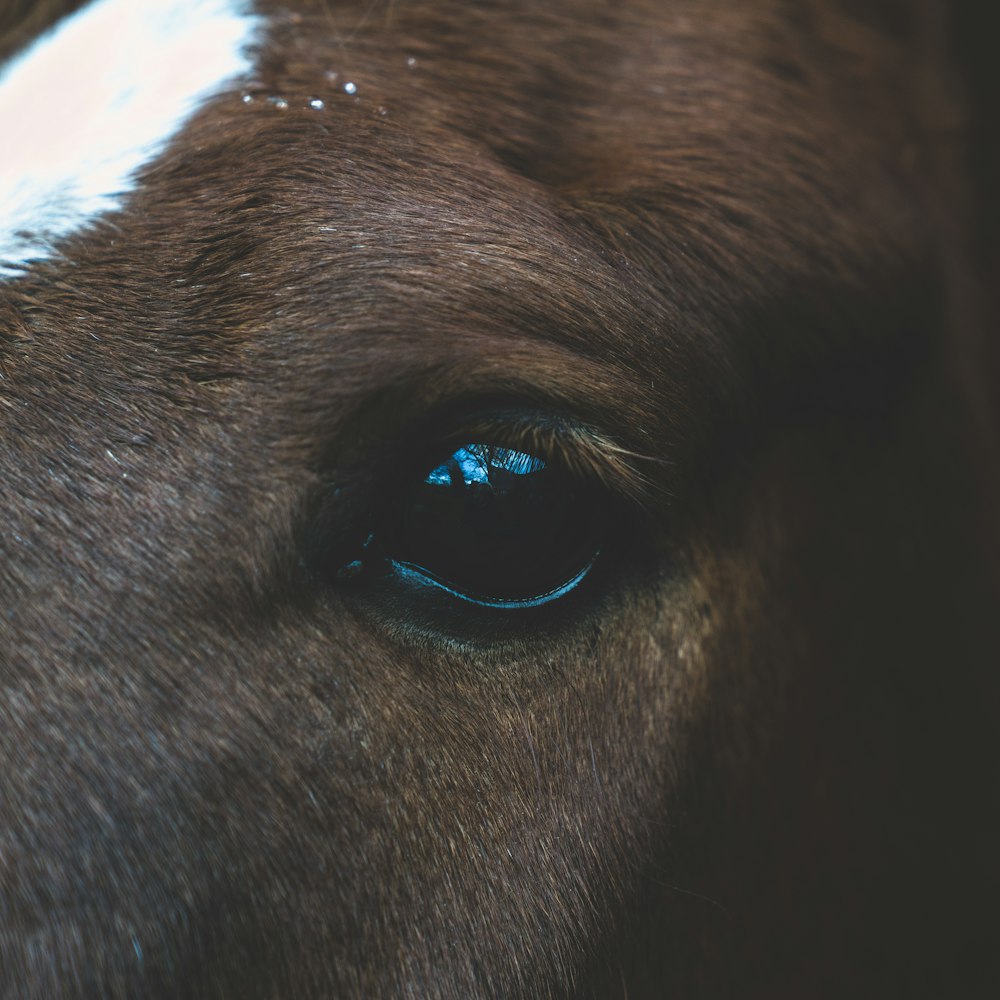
[0,0,262,277]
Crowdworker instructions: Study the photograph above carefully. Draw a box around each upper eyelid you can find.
[323,385,669,517]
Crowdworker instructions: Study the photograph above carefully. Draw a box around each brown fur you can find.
[1,1,997,997]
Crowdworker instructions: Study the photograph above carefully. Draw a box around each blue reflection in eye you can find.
[425,444,546,487]
[424,465,453,486]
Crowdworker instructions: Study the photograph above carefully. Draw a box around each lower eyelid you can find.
[389,554,600,610]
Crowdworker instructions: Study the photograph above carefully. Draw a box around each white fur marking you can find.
[0,0,262,277]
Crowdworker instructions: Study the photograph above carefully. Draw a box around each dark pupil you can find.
[397,444,600,604]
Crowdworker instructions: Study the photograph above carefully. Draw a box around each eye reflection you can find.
[390,443,603,607]
[424,445,546,486]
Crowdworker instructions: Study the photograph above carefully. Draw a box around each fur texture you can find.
[0,1,997,997]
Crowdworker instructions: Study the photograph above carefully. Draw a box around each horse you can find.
[1,1,997,996]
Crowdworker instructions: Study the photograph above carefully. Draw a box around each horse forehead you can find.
[0,0,263,278]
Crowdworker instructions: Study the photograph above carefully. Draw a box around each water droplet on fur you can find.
[241,93,254,104]
[267,96,289,110]
[377,106,388,117]
[406,56,417,69]
[343,81,357,95]
[309,98,325,110]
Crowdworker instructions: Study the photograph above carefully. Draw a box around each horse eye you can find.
[386,443,604,608]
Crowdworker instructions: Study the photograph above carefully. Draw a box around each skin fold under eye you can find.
[372,442,607,609]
